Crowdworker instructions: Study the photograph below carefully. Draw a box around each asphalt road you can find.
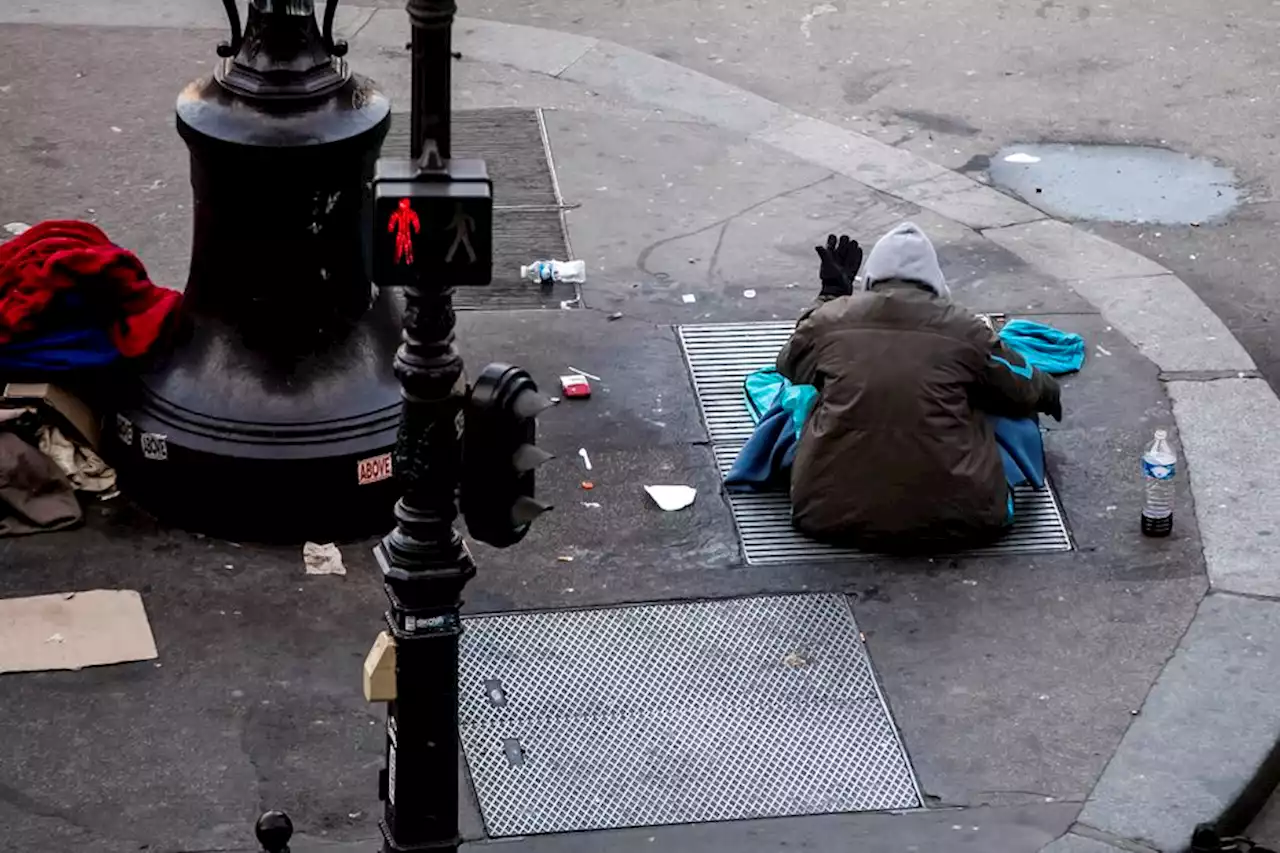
[462,0,1280,387]
[2,1,1279,845]
[4,0,1278,382]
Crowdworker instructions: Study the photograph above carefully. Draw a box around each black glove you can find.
[1041,381,1063,422]
[815,234,863,299]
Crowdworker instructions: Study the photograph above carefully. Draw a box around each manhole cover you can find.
[459,595,920,836]
[988,143,1239,224]
[679,321,1073,564]
[382,108,576,309]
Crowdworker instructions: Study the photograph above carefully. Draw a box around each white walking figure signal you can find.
[445,203,477,263]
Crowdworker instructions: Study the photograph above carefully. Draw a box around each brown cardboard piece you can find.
[2,382,101,449]
[363,630,397,702]
[0,589,158,673]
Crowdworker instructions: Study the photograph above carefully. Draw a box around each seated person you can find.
[776,222,1062,551]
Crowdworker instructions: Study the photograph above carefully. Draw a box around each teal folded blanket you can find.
[998,319,1086,376]
[744,368,817,436]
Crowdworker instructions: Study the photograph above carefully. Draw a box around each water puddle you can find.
[988,143,1239,224]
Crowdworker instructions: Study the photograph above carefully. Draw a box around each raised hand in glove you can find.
[815,234,863,299]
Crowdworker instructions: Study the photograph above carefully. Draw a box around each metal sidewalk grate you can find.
[383,108,577,309]
[459,594,922,836]
[678,321,1073,564]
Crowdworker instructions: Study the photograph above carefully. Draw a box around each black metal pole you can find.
[407,0,453,165]
[372,1,472,851]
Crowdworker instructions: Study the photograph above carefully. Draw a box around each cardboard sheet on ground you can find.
[0,589,157,673]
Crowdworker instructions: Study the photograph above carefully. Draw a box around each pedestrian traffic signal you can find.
[461,364,556,548]
[372,157,493,289]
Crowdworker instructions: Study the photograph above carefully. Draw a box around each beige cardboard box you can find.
[3,382,101,449]
[363,630,397,702]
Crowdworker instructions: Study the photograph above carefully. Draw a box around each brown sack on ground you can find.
[0,430,82,536]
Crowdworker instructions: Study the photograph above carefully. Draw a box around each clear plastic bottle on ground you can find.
[520,259,586,285]
[1141,429,1177,537]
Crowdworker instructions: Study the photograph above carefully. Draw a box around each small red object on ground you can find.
[560,374,591,398]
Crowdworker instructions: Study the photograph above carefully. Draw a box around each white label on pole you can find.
[140,433,168,461]
[387,742,397,806]
[116,414,134,447]
[357,452,393,485]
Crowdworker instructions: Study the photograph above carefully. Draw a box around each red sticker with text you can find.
[357,452,394,485]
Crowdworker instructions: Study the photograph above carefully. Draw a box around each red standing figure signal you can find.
[388,198,420,265]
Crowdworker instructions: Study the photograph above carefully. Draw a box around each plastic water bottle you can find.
[1141,429,1177,537]
[520,259,586,285]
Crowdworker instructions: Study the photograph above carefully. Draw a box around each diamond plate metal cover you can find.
[459,595,921,836]
[383,108,575,309]
[679,321,1074,564]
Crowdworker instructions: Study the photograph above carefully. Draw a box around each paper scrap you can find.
[0,589,157,673]
[3,222,30,236]
[743,289,757,298]
[644,485,697,511]
[303,541,347,576]
[1004,152,1041,164]
[682,294,697,304]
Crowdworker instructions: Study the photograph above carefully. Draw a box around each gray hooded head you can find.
[862,222,950,298]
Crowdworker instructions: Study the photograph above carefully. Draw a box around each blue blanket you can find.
[726,319,1081,495]
[0,326,119,372]
[726,395,1045,493]
[999,319,1085,375]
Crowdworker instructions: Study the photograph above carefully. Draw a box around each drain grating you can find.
[382,108,576,309]
[459,594,921,836]
[678,321,1073,564]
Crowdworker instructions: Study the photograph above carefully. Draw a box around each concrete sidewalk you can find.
[1,8,1279,853]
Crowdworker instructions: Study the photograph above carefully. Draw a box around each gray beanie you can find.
[862,222,949,298]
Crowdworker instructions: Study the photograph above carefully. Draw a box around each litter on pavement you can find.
[566,366,602,381]
[578,448,593,471]
[0,589,157,673]
[303,541,346,576]
[560,374,592,398]
[644,485,697,511]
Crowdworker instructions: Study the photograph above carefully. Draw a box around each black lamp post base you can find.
[111,425,401,543]
[110,296,405,543]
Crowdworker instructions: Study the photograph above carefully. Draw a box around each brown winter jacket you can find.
[776,281,1060,550]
